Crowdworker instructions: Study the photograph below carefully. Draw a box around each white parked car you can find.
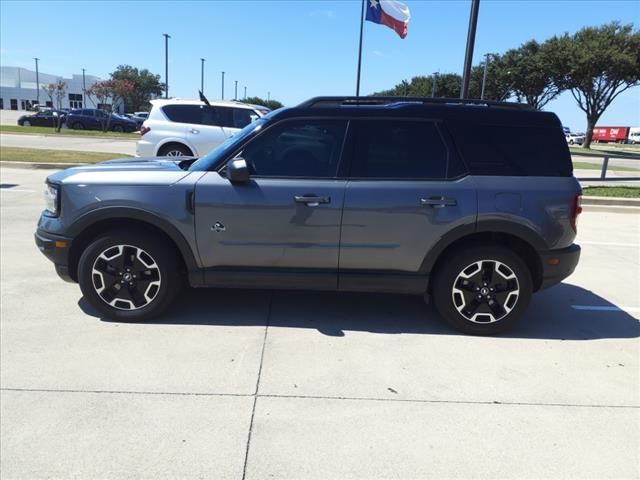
[565,133,585,145]
[136,99,268,157]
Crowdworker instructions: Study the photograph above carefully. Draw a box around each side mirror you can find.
[227,157,250,183]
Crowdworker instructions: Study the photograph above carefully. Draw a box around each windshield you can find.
[189,119,266,171]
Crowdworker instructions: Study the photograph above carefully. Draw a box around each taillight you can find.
[139,126,150,136]
[570,194,582,233]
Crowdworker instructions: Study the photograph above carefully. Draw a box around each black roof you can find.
[267,96,560,128]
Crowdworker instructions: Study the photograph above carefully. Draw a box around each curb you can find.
[1,161,88,169]
[581,196,640,207]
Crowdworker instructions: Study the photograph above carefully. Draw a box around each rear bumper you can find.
[539,244,581,290]
[34,229,75,283]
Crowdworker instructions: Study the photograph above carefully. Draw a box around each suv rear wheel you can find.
[158,144,193,157]
[432,245,532,335]
[78,230,183,322]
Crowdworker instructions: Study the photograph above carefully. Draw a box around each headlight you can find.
[44,183,60,216]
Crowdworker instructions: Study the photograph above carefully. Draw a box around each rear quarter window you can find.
[448,123,572,177]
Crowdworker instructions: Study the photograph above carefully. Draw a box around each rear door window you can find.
[348,120,450,179]
[162,105,220,126]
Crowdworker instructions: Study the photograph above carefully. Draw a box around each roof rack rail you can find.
[297,96,533,110]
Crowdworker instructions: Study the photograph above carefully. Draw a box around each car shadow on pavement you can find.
[79,282,639,341]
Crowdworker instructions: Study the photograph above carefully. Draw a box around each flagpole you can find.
[355,0,366,96]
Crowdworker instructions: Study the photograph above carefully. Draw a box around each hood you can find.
[47,156,198,186]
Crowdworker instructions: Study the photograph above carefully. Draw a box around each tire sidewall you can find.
[433,245,533,335]
[78,231,182,322]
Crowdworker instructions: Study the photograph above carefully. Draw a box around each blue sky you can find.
[1,0,639,131]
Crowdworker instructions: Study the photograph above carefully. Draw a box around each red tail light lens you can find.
[139,126,150,136]
[570,194,582,233]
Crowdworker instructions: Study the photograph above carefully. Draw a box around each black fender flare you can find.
[418,219,547,275]
[68,206,201,276]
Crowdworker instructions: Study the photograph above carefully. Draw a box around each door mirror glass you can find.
[227,157,249,183]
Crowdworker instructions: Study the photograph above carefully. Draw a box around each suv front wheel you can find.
[78,230,183,322]
[432,245,533,335]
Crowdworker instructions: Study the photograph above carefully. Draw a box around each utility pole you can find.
[244,86,247,99]
[33,58,40,105]
[480,53,491,100]
[234,80,238,100]
[432,72,438,98]
[82,68,86,107]
[221,71,225,100]
[460,0,480,99]
[163,33,170,98]
[200,58,205,93]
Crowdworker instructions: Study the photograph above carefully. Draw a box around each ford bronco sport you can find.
[35,96,581,335]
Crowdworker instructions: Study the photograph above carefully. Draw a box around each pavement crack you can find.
[241,290,273,480]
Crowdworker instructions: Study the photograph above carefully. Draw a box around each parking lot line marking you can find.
[579,241,640,248]
[0,188,36,193]
[571,305,640,313]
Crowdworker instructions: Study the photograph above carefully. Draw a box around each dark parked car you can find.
[35,96,581,335]
[122,113,145,129]
[66,108,137,132]
[18,110,66,127]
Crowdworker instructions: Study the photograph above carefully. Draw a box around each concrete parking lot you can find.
[1,166,638,479]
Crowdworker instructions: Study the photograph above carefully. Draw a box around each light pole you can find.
[267,91,270,102]
[432,72,438,97]
[221,71,225,100]
[200,58,205,93]
[460,0,480,99]
[480,53,493,100]
[244,86,247,99]
[163,33,170,98]
[33,58,40,105]
[234,80,238,100]
[82,68,86,107]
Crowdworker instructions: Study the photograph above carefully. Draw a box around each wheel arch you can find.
[67,208,202,285]
[421,222,545,292]
[155,138,196,156]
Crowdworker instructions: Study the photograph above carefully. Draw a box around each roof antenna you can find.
[199,90,210,106]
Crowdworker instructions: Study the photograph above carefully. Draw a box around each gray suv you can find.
[35,96,582,335]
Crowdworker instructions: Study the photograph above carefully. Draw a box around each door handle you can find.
[294,195,331,207]
[421,197,457,208]
[190,129,200,134]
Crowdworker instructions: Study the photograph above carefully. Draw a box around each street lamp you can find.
[221,71,225,100]
[480,53,497,100]
[234,80,238,100]
[33,58,40,105]
[244,86,247,99]
[82,68,86,107]
[200,58,206,93]
[432,72,438,98]
[163,33,171,98]
[267,91,270,102]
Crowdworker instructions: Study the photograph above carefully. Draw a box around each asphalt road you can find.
[1,166,639,479]
[0,133,135,155]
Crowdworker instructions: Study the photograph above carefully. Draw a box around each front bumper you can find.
[539,244,581,290]
[34,229,75,282]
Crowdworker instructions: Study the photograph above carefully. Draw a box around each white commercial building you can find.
[0,66,119,112]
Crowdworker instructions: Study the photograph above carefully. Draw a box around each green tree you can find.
[244,96,284,110]
[548,22,640,148]
[497,40,563,109]
[110,64,165,112]
[373,73,461,98]
[468,57,513,101]
[41,80,67,131]
[86,79,135,131]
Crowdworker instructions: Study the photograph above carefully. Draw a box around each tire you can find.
[78,229,184,322]
[158,144,193,157]
[569,139,574,145]
[23,120,31,127]
[112,124,124,133]
[432,244,533,335]
[72,122,84,130]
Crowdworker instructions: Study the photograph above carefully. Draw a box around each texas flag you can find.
[365,0,410,39]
